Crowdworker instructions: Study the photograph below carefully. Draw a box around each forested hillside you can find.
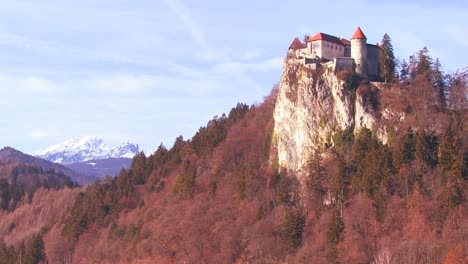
[0,47,466,264]
[0,160,77,212]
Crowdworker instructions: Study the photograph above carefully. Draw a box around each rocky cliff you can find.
[273,59,398,181]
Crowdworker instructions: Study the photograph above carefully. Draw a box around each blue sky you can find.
[0,0,467,154]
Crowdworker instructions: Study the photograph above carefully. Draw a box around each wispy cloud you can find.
[0,33,155,66]
[160,0,208,49]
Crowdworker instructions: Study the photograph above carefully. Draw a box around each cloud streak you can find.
[160,0,208,50]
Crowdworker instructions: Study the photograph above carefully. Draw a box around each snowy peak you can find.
[108,142,139,159]
[37,137,139,164]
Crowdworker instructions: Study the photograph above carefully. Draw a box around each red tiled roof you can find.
[307,33,345,46]
[289,37,306,50]
[352,27,367,39]
[340,38,351,46]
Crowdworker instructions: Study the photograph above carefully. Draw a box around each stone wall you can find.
[351,38,368,77]
[367,44,381,80]
[334,57,354,73]
[311,40,345,60]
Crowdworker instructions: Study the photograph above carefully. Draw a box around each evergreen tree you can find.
[396,129,415,167]
[399,59,410,84]
[380,33,396,82]
[326,210,344,246]
[24,234,46,264]
[416,46,433,80]
[306,153,326,205]
[173,160,196,200]
[282,208,305,252]
[432,58,446,107]
[330,158,347,215]
[415,131,439,168]
[408,55,418,81]
[439,127,456,170]
[131,151,147,184]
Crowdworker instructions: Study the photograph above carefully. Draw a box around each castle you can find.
[288,27,381,81]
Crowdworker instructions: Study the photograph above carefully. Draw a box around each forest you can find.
[0,42,466,264]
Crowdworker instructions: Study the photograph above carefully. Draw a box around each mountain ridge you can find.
[37,136,139,164]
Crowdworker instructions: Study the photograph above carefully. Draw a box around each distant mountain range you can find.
[66,157,133,180]
[0,136,140,184]
[37,136,139,164]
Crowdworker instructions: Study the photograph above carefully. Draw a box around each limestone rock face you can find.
[273,59,394,181]
[273,61,353,179]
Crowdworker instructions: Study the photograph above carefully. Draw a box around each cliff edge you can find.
[272,59,401,181]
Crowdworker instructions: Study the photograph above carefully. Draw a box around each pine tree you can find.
[282,208,306,252]
[432,58,446,107]
[131,151,147,184]
[400,59,410,84]
[416,46,433,80]
[396,129,415,167]
[380,33,396,82]
[326,210,344,246]
[330,158,347,215]
[415,131,439,168]
[439,127,455,170]
[306,153,326,205]
[24,234,46,264]
[408,55,418,81]
[173,160,196,200]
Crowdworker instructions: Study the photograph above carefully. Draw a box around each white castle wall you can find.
[310,40,345,60]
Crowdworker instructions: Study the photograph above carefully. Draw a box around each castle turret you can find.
[351,27,368,78]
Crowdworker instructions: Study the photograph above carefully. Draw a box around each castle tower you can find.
[351,27,368,78]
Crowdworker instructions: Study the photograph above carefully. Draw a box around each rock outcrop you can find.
[273,59,395,181]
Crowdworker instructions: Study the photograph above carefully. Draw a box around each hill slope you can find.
[0,147,93,184]
[0,52,466,263]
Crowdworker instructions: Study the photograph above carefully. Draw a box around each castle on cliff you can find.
[288,27,381,81]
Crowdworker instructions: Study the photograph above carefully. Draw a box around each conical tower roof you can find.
[288,37,305,50]
[351,27,367,39]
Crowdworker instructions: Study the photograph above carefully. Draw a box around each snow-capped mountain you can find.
[37,136,139,164]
